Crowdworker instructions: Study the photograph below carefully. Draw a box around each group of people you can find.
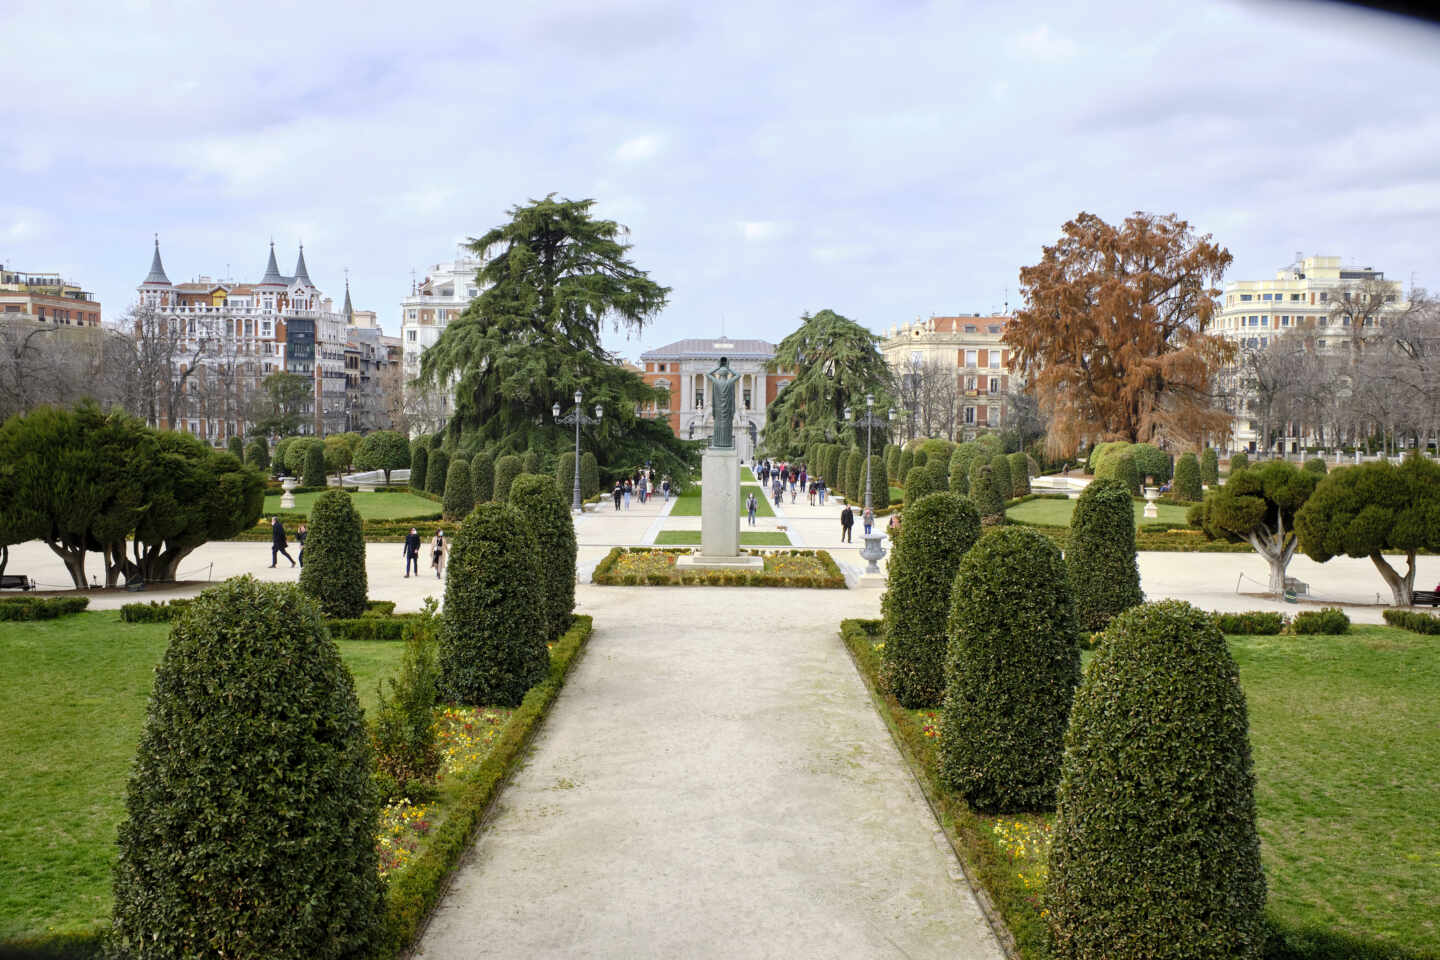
[612,468,670,510]
[269,517,306,568]
[838,504,900,542]
[756,458,830,507]
[268,516,449,580]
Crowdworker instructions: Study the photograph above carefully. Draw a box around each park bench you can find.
[1411,590,1439,607]
[0,574,35,591]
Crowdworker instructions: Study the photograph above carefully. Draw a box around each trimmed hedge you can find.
[119,598,197,622]
[1046,600,1266,960]
[0,596,89,620]
[1130,442,1171,484]
[441,458,473,520]
[1174,451,1203,501]
[862,454,889,510]
[1382,608,1440,634]
[1095,449,1140,495]
[302,442,326,488]
[885,444,901,480]
[1201,447,1220,486]
[580,452,600,500]
[968,460,1004,521]
[508,472,576,642]
[110,577,383,959]
[244,438,269,472]
[847,449,865,503]
[409,445,428,493]
[425,450,449,496]
[1303,457,1328,476]
[1067,477,1143,632]
[298,489,368,619]
[881,492,981,707]
[987,454,1012,506]
[924,453,949,493]
[904,466,936,507]
[469,452,494,505]
[1293,607,1350,635]
[327,614,421,641]
[439,502,548,707]
[897,447,914,482]
[590,547,845,588]
[1230,451,1250,473]
[1007,450,1030,497]
[492,454,523,504]
[939,526,1081,811]
[1214,610,1285,635]
[554,452,577,502]
[521,450,540,475]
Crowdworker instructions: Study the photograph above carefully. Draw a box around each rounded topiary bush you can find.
[110,577,382,959]
[881,492,981,707]
[1130,442,1171,484]
[924,453,949,491]
[1095,449,1140,495]
[903,466,935,507]
[426,449,449,495]
[1302,457,1328,477]
[302,442,326,488]
[847,450,865,503]
[409,444,428,493]
[508,473,577,641]
[555,451,577,501]
[580,451,600,500]
[297,489,367,618]
[1230,450,1250,474]
[968,460,1005,520]
[493,454,523,503]
[522,450,540,474]
[245,438,269,472]
[439,502,548,706]
[988,454,1012,504]
[1174,452,1203,501]
[1068,477,1143,632]
[1007,451,1030,497]
[442,457,473,520]
[1046,600,1266,959]
[1200,447,1219,486]
[897,447,914,483]
[939,526,1081,810]
[469,451,494,504]
[835,451,851,498]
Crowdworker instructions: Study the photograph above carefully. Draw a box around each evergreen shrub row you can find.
[1213,611,1285,635]
[1382,608,1440,634]
[0,596,89,620]
[1067,477,1143,632]
[1292,607,1351,635]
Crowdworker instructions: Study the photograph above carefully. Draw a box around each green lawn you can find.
[262,490,440,521]
[654,530,791,546]
[1006,496,1192,528]
[669,484,776,517]
[0,611,405,945]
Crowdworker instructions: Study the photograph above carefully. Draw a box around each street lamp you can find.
[553,389,603,514]
[850,393,896,575]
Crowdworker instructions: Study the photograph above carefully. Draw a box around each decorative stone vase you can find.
[280,476,298,510]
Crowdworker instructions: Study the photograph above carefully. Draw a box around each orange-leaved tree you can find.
[1005,211,1237,457]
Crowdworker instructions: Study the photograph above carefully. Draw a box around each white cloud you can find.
[1014,24,1076,62]
[740,220,786,242]
[614,134,666,163]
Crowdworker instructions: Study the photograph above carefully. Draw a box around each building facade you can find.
[399,253,485,428]
[134,239,349,442]
[341,282,401,433]
[1,263,102,326]
[879,314,1015,439]
[1216,255,1406,451]
[637,337,791,462]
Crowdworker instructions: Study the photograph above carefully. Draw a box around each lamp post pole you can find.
[849,393,896,575]
[554,390,603,514]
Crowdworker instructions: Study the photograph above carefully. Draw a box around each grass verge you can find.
[1006,496,1192,528]
[669,485,776,517]
[840,619,1440,960]
[261,490,443,521]
[654,530,791,546]
[592,547,844,587]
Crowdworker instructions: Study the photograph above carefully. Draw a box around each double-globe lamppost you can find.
[553,390,603,514]
[844,393,895,575]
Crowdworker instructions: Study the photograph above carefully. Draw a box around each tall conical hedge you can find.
[862,454,889,509]
[555,452,577,503]
[1007,451,1030,497]
[1174,452,1203,501]
[439,502,547,706]
[492,454,523,503]
[836,451,852,499]
[898,447,914,483]
[847,449,864,503]
[442,457,473,520]
[297,489,367,618]
[1200,447,1219,486]
[885,445,902,481]
[409,445,428,493]
[1067,477,1143,632]
[302,442,326,488]
[1230,451,1250,474]
[988,454,1012,504]
[904,466,936,507]
[508,473,576,642]
[968,460,1004,520]
[580,451,600,500]
[426,450,449,495]
[245,438,270,472]
[940,526,1081,811]
[881,492,981,707]
[469,451,494,504]
[522,450,540,474]
[1046,600,1266,959]
[110,577,382,959]
[925,453,949,492]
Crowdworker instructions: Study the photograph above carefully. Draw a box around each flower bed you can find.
[590,547,845,587]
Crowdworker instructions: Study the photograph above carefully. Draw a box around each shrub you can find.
[897,447,914,482]
[272,437,294,477]
[988,454,1012,503]
[881,492,981,707]
[522,450,540,474]
[297,489,368,618]
[580,451,600,500]
[554,452,577,501]
[921,438,955,465]
[425,449,449,496]
[1293,606,1350,634]
[1095,449,1140,495]
[1067,477,1143,632]
[1201,447,1219,486]
[968,460,1005,520]
[1086,440,1130,473]
[508,472,576,642]
[409,445,428,493]
[244,438,269,472]
[1383,608,1440,634]
[948,444,978,496]
[939,526,1081,810]
[370,599,441,796]
[354,430,411,485]
[438,502,548,706]
[1007,451,1030,497]
[885,445,901,480]
[492,454,523,503]
[1214,611,1285,635]
[835,450,851,498]
[924,452,949,491]
[1130,442,1171,484]
[441,457,473,520]
[847,449,865,502]
[110,577,382,959]
[469,451,494,504]
[1173,452,1203,501]
[1303,457,1328,476]
[225,435,243,460]
[859,454,889,509]
[302,442,326,488]
[914,448,928,468]
[429,433,443,450]
[1230,450,1250,474]
[904,466,936,507]
[1046,600,1266,960]
[0,596,89,620]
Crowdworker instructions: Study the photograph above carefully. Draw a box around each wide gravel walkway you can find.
[412,584,1006,960]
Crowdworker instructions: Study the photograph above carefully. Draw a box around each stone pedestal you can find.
[280,477,298,510]
[675,447,763,572]
[1142,486,1159,519]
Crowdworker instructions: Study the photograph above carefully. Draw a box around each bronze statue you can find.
[705,357,738,449]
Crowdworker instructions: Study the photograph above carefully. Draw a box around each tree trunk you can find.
[1246,521,1297,598]
[45,538,88,589]
[1369,550,1416,606]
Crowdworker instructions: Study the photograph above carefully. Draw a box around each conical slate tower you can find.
[144,235,170,284]
[293,243,313,287]
[259,242,286,286]
[342,277,354,323]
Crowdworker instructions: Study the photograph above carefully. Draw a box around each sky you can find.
[5,0,1440,361]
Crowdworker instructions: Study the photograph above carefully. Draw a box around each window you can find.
[1291,293,1302,301]
[1260,337,1268,347]
[989,405,1000,423]
[988,376,1000,394]
[965,349,977,367]
[1317,339,1326,349]
[1319,292,1328,302]
[1240,294,1252,302]
[988,325,1002,334]
[965,375,976,390]
[909,351,922,364]
[408,310,417,319]
[988,352,1000,368]
[1280,316,1289,326]
[1385,295,1397,303]
[963,324,976,333]
[407,330,417,341]
[964,406,975,424]
[654,378,670,411]
[1262,293,1273,301]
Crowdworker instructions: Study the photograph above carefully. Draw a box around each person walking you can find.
[430,530,448,580]
[862,506,874,536]
[663,476,671,501]
[403,527,421,578]
[269,517,296,568]
[613,481,623,510]
[746,492,758,526]
[622,478,632,510]
[818,477,827,506]
[840,504,854,543]
[772,477,783,508]
[296,523,308,567]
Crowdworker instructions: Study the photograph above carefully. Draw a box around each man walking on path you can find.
[613,481,623,510]
[269,517,295,568]
[840,504,854,543]
[746,492,758,526]
[403,527,421,578]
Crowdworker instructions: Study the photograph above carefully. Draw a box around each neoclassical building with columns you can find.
[637,337,793,462]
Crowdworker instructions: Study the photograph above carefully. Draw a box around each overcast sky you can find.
[5,0,1439,359]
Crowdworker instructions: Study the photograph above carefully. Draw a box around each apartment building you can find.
[879,314,1015,438]
[1,263,102,326]
[399,253,485,423]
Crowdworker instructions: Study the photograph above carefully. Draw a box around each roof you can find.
[293,245,313,286]
[258,243,286,286]
[640,337,776,360]
[144,237,171,285]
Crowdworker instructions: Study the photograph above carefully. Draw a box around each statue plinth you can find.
[675,446,762,572]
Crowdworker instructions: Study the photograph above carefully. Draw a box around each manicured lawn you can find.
[654,530,791,546]
[1006,496,1192,528]
[844,621,1440,959]
[669,484,776,517]
[0,611,405,945]
[262,490,440,521]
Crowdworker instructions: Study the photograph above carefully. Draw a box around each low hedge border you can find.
[1214,611,1286,635]
[0,596,90,620]
[1382,608,1440,634]
[1014,522,1256,553]
[121,598,403,628]
[231,517,445,542]
[590,547,845,588]
[373,614,593,958]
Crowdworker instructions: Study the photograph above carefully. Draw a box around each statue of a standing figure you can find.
[706,357,738,449]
